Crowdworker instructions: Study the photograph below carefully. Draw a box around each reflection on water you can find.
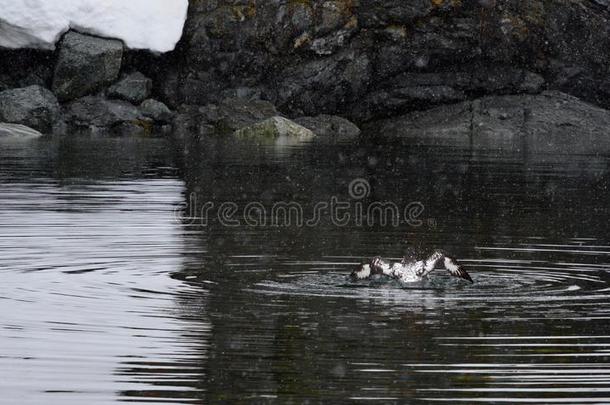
[0,134,609,403]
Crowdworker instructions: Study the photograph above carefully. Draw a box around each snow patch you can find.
[0,0,188,53]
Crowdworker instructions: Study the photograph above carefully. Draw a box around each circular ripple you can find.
[248,260,610,307]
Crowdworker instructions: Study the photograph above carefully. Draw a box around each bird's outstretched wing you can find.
[443,256,473,283]
[350,257,396,280]
[417,250,473,283]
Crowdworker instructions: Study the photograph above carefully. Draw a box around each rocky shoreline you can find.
[1,0,610,144]
[0,30,363,140]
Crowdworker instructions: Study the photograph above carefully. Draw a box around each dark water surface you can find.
[1,135,609,404]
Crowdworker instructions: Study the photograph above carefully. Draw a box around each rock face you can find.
[0,85,60,133]
[234,117,316,139]
[108,72,152,104]
[53,32,123,101]
[370,91,610,154]
[156,0,610,120]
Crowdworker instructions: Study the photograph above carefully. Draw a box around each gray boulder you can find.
[294,114,361,138]
[234,116,315,139]
[196,98,279,135]
[108,72,152,104]
[370,91,610,154]
[0,85,60,133]
[52,31,123,101]
[63,96,142,129]
[0,123,43,139]
[140,99,174,124]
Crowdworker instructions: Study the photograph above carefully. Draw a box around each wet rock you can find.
[63,96,142,129]
[370,91,610,153]
[234,116,315,139]
[108,72,152,104]
[140,99,174,124]
[201,98,280,135]
[0,85,60,133]
[294,115,361,138]
[171,98,280,139]
[0,123,43,139]
[52,31,123,101]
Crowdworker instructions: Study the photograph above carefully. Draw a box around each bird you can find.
[350,250,473,283]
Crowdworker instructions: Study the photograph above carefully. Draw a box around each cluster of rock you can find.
[174,97,361,140]
[0,31,175,136]
[0,29,362,140]
[3,0,610,142]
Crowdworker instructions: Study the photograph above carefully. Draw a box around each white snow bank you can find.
[0,123,42,139]
[0,0,189,53]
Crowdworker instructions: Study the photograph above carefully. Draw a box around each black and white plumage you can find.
[350,250,473,283]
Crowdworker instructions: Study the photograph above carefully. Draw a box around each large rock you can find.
[52,31,124,101]
[178,98,280,136]
[63,96,142,129]
[0,85,60,133]
[370,91,610,154]
[294,114,361,138]
[173,97,281,139]
[234,116,316,139]
[108,72,152,104]
[153,0,610,120]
